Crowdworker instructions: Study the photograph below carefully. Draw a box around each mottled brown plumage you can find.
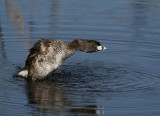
[18,39,106,81]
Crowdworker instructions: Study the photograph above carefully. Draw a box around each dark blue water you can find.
[0,0,160,115]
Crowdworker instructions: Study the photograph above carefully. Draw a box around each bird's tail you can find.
[17,67,28,77]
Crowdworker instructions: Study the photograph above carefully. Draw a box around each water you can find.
[0,0,160,115]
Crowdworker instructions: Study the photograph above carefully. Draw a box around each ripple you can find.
[0,59,27,97]
[46,62,160,94]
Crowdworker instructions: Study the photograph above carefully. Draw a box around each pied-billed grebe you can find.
[18,39,106,81]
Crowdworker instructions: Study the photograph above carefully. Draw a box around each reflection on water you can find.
[131,0,158,39]
[27,79,102,115]
[132,1,149,26]
[0,20,6,59]
[131,0,149,38]
[0,0,160,116]
[4,0,29,37]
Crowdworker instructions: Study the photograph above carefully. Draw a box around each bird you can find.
[17,39,106,81]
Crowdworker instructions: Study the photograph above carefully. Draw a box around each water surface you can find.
[0,0,160,115]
